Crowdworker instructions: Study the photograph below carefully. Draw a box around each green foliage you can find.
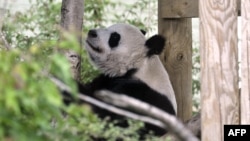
[0,0,166,140]
[1,0,61,49]
[192,41,201,113]
[84,0,157,35]
[0,44,64,141]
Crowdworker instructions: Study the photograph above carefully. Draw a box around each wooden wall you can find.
[159,0,250,140]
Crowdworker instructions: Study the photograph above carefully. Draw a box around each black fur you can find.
[88,29,98,38]
[108,32,121,48]
[76,69,175,136]
[140,29,146,35]
[145,35,166,57]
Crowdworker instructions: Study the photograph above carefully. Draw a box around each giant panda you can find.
[70,23,177,137]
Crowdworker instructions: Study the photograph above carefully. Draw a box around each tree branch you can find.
[49,76,166,129]
[0,31,11,51]
[96,90,199,141]
[50,76,199,141]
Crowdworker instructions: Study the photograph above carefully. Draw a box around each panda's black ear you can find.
[140,29,146,35]
[145,35,166,57]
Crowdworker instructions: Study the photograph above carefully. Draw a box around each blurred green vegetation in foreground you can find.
[0,0,167,140]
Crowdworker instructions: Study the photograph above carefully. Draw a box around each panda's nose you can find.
[88,30,97,38]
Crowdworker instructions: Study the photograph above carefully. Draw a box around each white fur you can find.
[134,56,177,113]
[85,23,146,77]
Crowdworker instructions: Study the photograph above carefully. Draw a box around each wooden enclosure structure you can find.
[158,0,250,141]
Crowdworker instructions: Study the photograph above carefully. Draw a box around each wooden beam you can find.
[200,0,239,141]
[160,0,241,18]
[240,0,250,124]
[158,1,193,121]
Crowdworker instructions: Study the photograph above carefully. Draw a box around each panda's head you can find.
[85,23,165,77]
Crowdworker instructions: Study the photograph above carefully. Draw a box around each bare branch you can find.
[0,31,11,50]
[49,76,166,129]
[78,94,166,129]
[165,112,201,140]
[96,90,199,141]
[51,76,199,141]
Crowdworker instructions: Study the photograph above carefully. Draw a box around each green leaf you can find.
[5,90,20,114]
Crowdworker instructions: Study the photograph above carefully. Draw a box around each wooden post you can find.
[60,0,84,80]
[158,0,193,122]
[199,0,239,141]
[241,0,250,124]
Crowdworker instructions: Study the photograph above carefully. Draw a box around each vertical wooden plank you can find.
[158,1,193,122]
[241,0,250,124]
[199,0,239,141]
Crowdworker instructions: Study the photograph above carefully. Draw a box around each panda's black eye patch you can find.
[109,32,121,48]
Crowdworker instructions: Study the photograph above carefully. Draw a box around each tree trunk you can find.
[60,0,84,80]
